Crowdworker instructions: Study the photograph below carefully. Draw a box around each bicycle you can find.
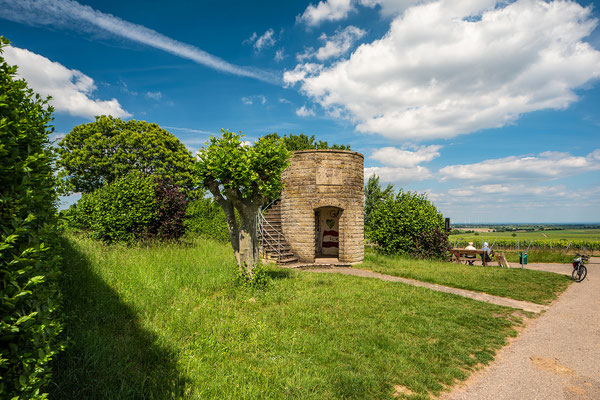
[571,254,589,282]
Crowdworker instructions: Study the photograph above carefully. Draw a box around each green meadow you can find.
[49,234,555,400]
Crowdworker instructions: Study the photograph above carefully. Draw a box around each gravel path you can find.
[304,266,549,313]
[443,258,600,400]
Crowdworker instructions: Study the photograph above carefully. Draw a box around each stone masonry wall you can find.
[281,149,364,263]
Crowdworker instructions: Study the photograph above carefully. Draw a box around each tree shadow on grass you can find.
[49,238,189,399]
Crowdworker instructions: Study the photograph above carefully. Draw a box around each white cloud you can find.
[163,126,213,135]
[428,183,600,223]
[145,91,162,101]
[3,45,130,118]
[241,95,267,105]
[298,0,355,26]
[296,106,316,117]
[364,165,433,185]
[245,29,276,52]
[287,0,600,140]
[439,149,600,182]
[298,26,366,61]
[297,0,460,26]
[283,63,323,86]
[365,144,440,184]
[371,145,441,168]
[0,0,277,83]
[274,49,285,62]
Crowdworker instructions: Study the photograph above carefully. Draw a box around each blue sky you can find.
[1,0,599,223]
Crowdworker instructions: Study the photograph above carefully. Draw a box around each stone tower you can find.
[280,149,364,263]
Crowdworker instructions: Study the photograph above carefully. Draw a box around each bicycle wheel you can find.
[571,265,588,282]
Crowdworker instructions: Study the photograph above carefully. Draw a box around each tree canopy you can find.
[265,133,350,152]
[364,174,394,235]
[195,130,289,274]
[57,116,196,193]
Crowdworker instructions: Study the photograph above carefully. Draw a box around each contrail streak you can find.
[0,0,280,84]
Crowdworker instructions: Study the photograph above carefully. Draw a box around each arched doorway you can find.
[314,206,343,258]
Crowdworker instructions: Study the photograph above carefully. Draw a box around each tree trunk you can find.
[237,205,259,276]
[208,183,262,275]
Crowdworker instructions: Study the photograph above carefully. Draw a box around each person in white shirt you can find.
[464,242,476,265]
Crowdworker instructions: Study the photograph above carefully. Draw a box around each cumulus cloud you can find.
[0,0,277,83]
[371,145,441,168]
[439,149,600,182]
[245,29,277,52]
[286,0,600,140]
[298,0,459,26]
[3,45,130,118]
[365,144,440,184]
[364,165,433,184]
[298,0,355,26]
[298,25,366,61]
[296,106,316,117]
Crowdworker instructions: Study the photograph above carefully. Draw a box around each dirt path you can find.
[304,267,548,313]
[442,258,600,400]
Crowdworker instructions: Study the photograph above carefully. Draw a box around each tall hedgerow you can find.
[0,37,63,398]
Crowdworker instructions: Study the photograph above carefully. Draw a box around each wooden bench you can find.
[449,248,510,268]
[449,248,490,266]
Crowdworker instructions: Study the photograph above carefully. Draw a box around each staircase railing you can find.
[257,199,284,263]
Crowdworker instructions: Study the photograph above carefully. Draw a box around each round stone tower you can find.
[280,149,364,264]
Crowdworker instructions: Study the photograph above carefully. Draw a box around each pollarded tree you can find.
[57,115,196,193]
[195,130,289,275]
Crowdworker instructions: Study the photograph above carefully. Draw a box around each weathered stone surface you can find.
[281,150,364,263]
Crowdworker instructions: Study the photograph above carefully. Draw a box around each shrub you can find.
[144,179,188,240]
[370,190,449,258]
[0,37,63,399]
[73,172,188,242]
[75,171,157,242]
[185,197,230,242]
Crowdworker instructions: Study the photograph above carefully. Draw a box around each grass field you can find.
[358,249,570,304]
[51,235,532,400]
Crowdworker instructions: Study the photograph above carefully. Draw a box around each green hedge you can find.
[369,190,448,258]
[72,172,188,243]
[185,197,230,242]
[0,37,63,399]
[73,172,156,242]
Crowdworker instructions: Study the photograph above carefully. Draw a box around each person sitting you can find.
[464,242,476,265]
[481,242,494,264]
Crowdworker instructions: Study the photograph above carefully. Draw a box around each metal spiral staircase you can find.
[257,200,298,265]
